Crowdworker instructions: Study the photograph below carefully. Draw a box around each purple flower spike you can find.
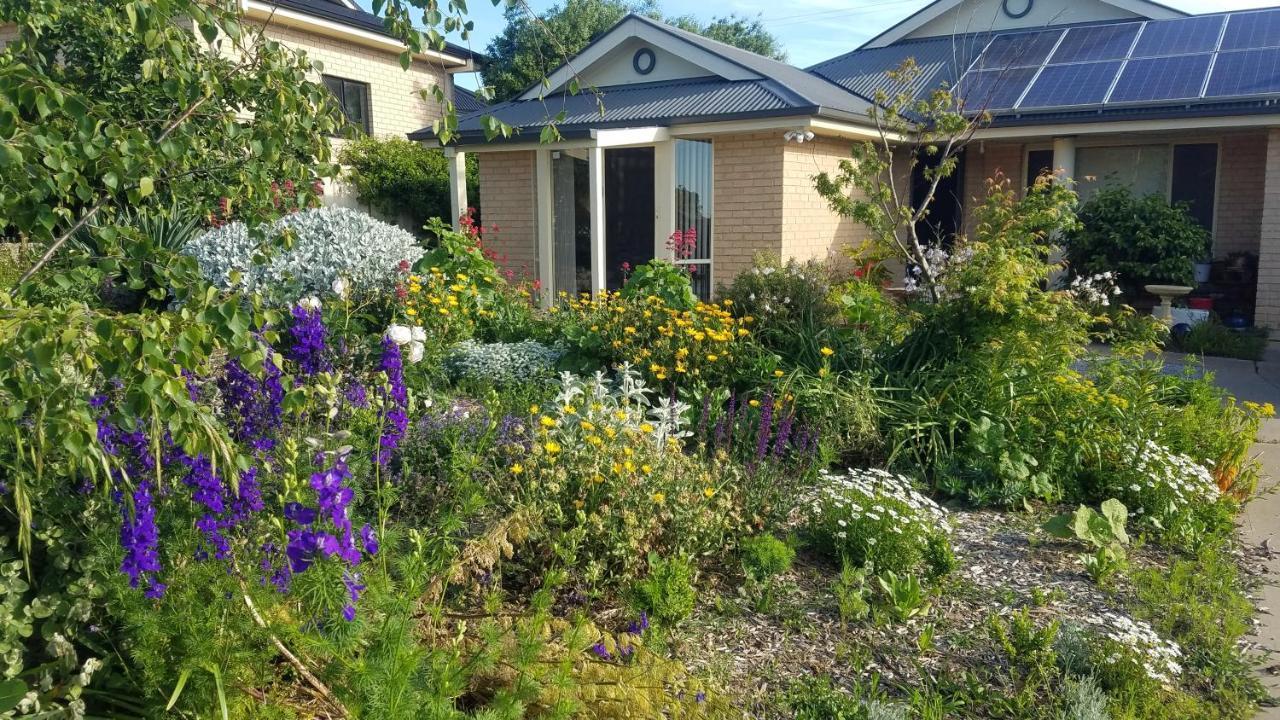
[359,524,379,556]
[285,304,331,375]
[284,502,316,525]
[590,642,611,661]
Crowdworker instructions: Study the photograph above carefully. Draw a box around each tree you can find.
[339,137,479,231]
[0,0,343,284]
[813,60,986,302]
[481,0,784,103]
[667,14,786,62]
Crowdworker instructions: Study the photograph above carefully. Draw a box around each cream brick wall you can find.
[781,135,868,266]
[476,151,538,278]
[1216,132,1267,258]
[712,132,786,285]
[1254,129,1280,329]
[252,22,449,143]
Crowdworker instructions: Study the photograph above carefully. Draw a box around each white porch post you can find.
[653,140,677,260]
[588,146,607,295]
[445,147,468,229]
[535,149,554,307]
[1052,136,1077,186]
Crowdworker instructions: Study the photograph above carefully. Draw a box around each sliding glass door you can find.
[675,139,713,299]
[551,151,591,297]
[604,147,656,291]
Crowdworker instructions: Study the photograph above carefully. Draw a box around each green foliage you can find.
[620,259,697,311]
[1167,319,1269,361]
[1066,186,1211,291]
[739,534,793,582]
[720,255,849,370]
[0,0,340,262]
[630,554,697,626]
[1043,499,1130,583]
[832,561,871,624]
[784,675,898,720]
[339,137,479,231]
[874,571,929,623]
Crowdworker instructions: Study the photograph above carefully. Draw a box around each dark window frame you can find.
[322,74,372,135]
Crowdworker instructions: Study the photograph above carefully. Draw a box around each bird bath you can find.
[1145,284,1194,326]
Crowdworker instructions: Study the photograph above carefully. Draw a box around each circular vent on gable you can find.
[633,48,657,75]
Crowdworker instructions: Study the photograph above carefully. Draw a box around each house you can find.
[414,0,1280,329]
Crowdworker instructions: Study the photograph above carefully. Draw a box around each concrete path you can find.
[1172,350,1280,714]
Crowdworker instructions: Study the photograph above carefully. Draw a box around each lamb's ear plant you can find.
[1043,499,1130,583]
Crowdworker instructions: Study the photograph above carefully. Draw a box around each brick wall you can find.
[962,141,1024,235]
[476,151,538,278]
[712,132,785,287]
[1255,129,1280,330]
[780,135,867,266]
[1216,132,1267,258]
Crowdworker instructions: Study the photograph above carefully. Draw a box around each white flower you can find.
[298,295,322,311]
[385,325,413,345]
[331,276,349,298]
[411,325,427,343]
[408,341,425,364]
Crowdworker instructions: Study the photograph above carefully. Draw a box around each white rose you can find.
[385,325,413,345]
[299,296,322,311]
[408,341,425,364]
[411,325,427,343]
[331,277,349,298]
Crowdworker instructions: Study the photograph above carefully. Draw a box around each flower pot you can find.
[1187,296,1213,311]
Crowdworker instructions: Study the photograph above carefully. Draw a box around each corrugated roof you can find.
[410,77,798,142]
[453,86,487,115]
[809,34,986,103]
[260,0,478,61]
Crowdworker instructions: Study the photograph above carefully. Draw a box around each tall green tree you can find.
[481,0,784,102]
[0,0,343,283]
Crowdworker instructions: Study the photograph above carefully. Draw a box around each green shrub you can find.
[630,554,697,626]
[739,534,794,582]
[1066,186,1210,291]
[1059,676,1109,720]
[1167,319,1268,361]
[620,259,697,310]
[720,254,850,369]
[784,676,875,720]
[339,137,479,230]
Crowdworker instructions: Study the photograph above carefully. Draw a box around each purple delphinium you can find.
[773,411,795,460]
[220,356,285,454]
[282,455,372,619]
[344,381,369,409]
[753,392,775,463]
[285,304,331,376]
[342,573,365,622]
[117,478,163,597]
[359,523,379,556]
[589,641,611,661]
[181,369,201,403]
[376,337,409,467]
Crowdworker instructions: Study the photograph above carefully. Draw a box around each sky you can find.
[357,0,1280,90]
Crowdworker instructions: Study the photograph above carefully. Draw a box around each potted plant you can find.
[1194,255,1213,284]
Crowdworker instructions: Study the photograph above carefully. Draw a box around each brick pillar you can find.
[1256,128,1280,330]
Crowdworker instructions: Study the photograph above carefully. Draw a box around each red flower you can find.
[398,259,410,273]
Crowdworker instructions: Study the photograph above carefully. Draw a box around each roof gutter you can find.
[242,0,473,70]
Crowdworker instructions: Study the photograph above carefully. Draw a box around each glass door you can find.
[551,150,591,297]
[604,147,655,291]
[675,139,713,299]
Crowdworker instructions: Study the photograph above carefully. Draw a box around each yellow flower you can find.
[641,464,653,474]
[540,416,557,428]
[624,460,636,472]
[543,441,561,454]
[529,404,540,414]
[706,354,718,362]
[563,405,578,415]
[703,487,716,499]
[405,308,417,317]
[639,423,654,434]
[652,492,666,504]
[749,399,761,408]
[510,463,524,475]
[580,420,595,431]
[573,499,584,509]
[773,369,785,378]
[820,346,835,357]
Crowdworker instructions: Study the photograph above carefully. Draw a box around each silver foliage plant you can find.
[183,207,424,300]
[443,340,562,385]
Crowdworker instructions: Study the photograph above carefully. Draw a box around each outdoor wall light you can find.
[783,129,815,144]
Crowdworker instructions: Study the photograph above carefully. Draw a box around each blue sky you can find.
[358,0,1280,89]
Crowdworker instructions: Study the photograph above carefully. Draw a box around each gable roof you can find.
[453,85,487,115]
[862,0,1187,49]
[412,13,878,145]
[252,0,479,63]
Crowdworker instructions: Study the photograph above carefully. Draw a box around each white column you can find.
[445,147,468,229]
[535,149,554,307]
[588,146,607,295]
[1052,136,1077,187]
[653,140,677,261]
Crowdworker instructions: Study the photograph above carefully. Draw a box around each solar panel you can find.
[975,30,1062,70]
[1132,15,1225,57]
[1019,61,1124,107]
[1109,55,1212,103]
[1221,8,1280,51]
[1050,24,1141,63]
[1205,48,1280,97]
[958,68,1038,110]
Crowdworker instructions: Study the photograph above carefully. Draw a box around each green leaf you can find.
[1041,512,1073,540]
[1100,498,1129,545]
[165,669,192,711]
[0,679,27,713]
[103,171,119,191]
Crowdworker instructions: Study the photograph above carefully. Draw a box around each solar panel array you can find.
[957,8,1280,113]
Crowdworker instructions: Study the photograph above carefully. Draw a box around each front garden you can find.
[1,3,1275,718]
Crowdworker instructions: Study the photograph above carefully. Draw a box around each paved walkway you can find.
[1170,350,1280,714]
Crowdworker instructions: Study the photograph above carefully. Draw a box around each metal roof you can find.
[260,0,478,62]
[410,77,809,143]
[453,86,487,115]
[808,34,988,103]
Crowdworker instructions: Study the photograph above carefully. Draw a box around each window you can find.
[1170,144,1218,232]
[675,139,713,299]
[322,75,371,134]
[1026,149,1054,189]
